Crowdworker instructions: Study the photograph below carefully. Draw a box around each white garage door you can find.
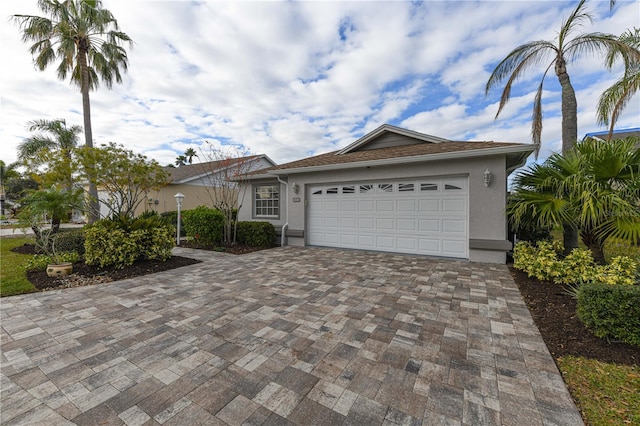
[308,177,468,258]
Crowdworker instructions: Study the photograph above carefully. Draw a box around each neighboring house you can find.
[583,127,640,142]
[238,124,536,264]
[141,154,276,214]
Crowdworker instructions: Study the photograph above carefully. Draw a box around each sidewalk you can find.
[0,223,84,238]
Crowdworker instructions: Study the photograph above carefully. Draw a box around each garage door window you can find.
[254,184,279,218]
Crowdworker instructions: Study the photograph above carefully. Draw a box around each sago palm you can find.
[508,137,640,263]
[486,0,640,155]
[597,28,640,138]
[18,118,81,191]
[13,0,132,223]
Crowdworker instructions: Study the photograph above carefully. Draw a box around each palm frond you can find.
[557,0,593,50]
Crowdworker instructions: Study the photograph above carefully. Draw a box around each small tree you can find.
[196,143,256,245]
[77,142,169,218]
[18,187,82,242]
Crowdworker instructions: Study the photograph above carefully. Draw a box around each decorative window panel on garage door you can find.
[307,177,468,258]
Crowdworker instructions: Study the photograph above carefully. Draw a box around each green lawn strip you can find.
[558,356,640,426]
[0,236,37,297]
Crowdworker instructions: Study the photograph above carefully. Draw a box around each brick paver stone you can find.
[0,246,584,425]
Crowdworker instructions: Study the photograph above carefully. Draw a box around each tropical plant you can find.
[486,0,640,154]
[184,148,198,164]
[508,137,640,263]
[76,142,169,218]
[17,186,83,260]
[18,118,82,190]
[175,155,187,167]
[597,28,640,137]
[13,0,133,223]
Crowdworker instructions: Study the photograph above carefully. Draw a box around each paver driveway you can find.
[1,246,583,425]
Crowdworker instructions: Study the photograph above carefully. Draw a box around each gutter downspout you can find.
[276,175,288,247]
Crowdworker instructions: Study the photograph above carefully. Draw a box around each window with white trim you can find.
[254,184,279,217]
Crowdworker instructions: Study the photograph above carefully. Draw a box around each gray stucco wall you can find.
[238,154,510,263]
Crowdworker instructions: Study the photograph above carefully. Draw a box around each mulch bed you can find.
[509,266,639,366]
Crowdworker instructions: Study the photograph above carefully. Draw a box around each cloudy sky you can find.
[1,0,638,169]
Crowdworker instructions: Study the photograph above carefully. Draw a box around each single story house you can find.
[238,124,536,263]
[136,154,276,215]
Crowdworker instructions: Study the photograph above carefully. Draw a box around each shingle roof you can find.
[258,140,530,174]
[165,155,262,183]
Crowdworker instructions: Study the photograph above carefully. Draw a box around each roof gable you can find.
[166,154,276,184]
[336,124,450,155]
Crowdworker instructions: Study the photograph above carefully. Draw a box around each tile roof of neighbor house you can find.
[253,140,534,175]
[165,155,262,183]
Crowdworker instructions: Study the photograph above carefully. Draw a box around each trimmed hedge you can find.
[236,221,276,248]
[576,282,640,347]
[84,216,174,269]
[51,228,86,255]
[183,206,224,247]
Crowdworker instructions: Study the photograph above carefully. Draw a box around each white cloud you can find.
[1,0,637,171]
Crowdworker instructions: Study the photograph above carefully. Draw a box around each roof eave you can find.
[268,144,536,176]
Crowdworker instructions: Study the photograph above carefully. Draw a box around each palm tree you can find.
[508,137,640,263]
[18,118,81,191]
[184,148,198,164]
[0,161,21,217]
[175,155,187,167]
[596,28,640,138]
[13,0,132,223]
[18,186,83,238]
[486,0,640,154]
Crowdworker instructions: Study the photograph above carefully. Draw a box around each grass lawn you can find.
[558,356,640,425]
[0,236,37,296]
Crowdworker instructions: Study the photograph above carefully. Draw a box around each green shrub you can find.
[596,256,638,286]
[84,216,174,269]
[554,248,596,285]
[183,206,224,247]
[160,210,187,237]
[25,252,80,271]
[513,240,562,281]
[51,228,86,255]
[138,210,159,219]
[236,221,276,248]
[576,282,640,347]
[84,224,137,269]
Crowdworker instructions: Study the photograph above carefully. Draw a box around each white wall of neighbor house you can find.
[238,155,510,263]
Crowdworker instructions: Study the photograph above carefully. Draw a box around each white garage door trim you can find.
[307,176,468,258]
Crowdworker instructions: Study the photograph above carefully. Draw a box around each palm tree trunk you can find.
[562,224,580,256]
[556,67,578,154]
[581,232,606,265]
[556,59,580,251]
[79,45,100,224]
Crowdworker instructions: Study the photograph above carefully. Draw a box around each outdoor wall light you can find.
[292,182,299,194]
[483,169,492,187]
